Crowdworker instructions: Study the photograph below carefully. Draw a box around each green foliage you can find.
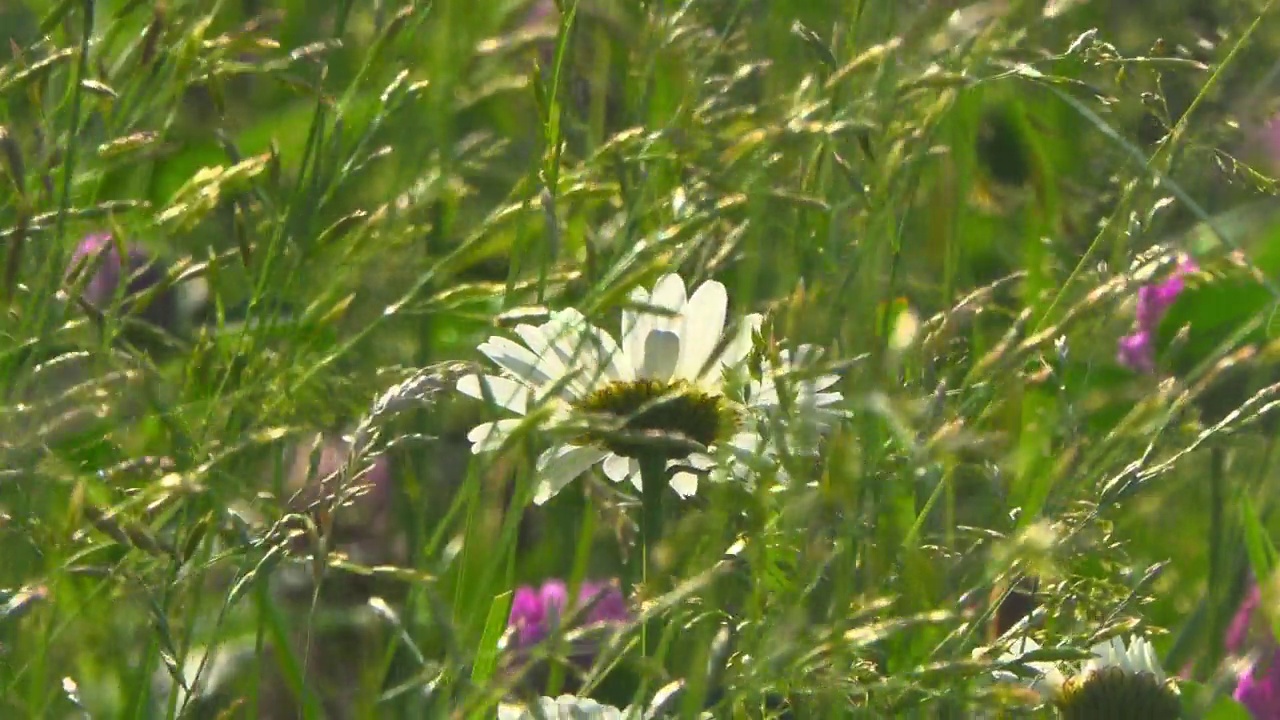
[2,0,1280,718]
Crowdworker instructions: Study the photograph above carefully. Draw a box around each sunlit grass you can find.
[3,0,1280,718]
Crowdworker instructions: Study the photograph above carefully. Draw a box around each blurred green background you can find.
[3,0,1280,717]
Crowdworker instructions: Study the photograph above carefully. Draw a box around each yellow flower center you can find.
[572,379,736,460]
[1056,667,1181,720]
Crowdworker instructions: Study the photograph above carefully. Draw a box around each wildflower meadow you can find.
[5,0,1280,717]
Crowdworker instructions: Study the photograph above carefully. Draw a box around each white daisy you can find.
[1057,636,1179,719]
[748,346,843,415]
[495,692,714,720]
[987,634,1179,718]
[497,694,632,720]
[736,344,845,482]
[1081,635,1167,683]
[457,273,844,504]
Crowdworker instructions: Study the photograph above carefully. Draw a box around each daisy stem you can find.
[637,453,666,657]
[638,453,666,562]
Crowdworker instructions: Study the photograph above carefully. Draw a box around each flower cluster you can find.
[286,434,393,533]
[1236,656,1280,720]
[457,273,844,504]
[1228,584,1265,655]
[66,233,176,332]
[1227,582,1280,718]
[506,578,630,655]
[1117,256,1197,373]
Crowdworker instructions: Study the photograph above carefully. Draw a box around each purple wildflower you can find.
[1237,648,1280,720]
[580,581,628,627]
[509,582,561,648]
[1117,256,1197,372]
[1117,330,1154,372]
[1231,585,1265,655]
[1258,115,1280,172]
[521,0,559,75]
[288,435,393,530]
[1226,582,1280,718]
[275,436,400,607]
[506,579,629,653]
[66,233,174,331]
[523,0,555,27]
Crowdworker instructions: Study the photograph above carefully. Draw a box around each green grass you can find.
[4,0,1280,717]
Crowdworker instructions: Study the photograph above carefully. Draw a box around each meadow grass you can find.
[3,0,1280,717]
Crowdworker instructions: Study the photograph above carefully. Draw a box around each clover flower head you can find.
[506,578,630,652]
[1228,584,1265,655]
[1236,648,1280,720]
[1117,255,1197,372]
[66,233,175,331]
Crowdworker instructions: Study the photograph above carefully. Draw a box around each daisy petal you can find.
[479,337,561,390]
[807,391,844,409]
[648,274,688,335]
[532,445,608,504]
[456,374,532,415]
[994,636,1041,664]
[669,470,698,497]
[622,286,652,372]
[721,313,763,368]
[788,345,822,367]
[641,329,681,382]
[466,419,526,454]
[676,280,728,382]
[993,636,1066,700]
[751,378,781,408]
[682,452,716,471]
[513,319,593,394]
[725,431,763,457]
[1032,667,1067,700]
[602,454,635,485]
[1106,637,1127,665]
[1137,641,1162,680]
[810,373,842,392]
[539,310,629,388]
[588,324,632,383]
